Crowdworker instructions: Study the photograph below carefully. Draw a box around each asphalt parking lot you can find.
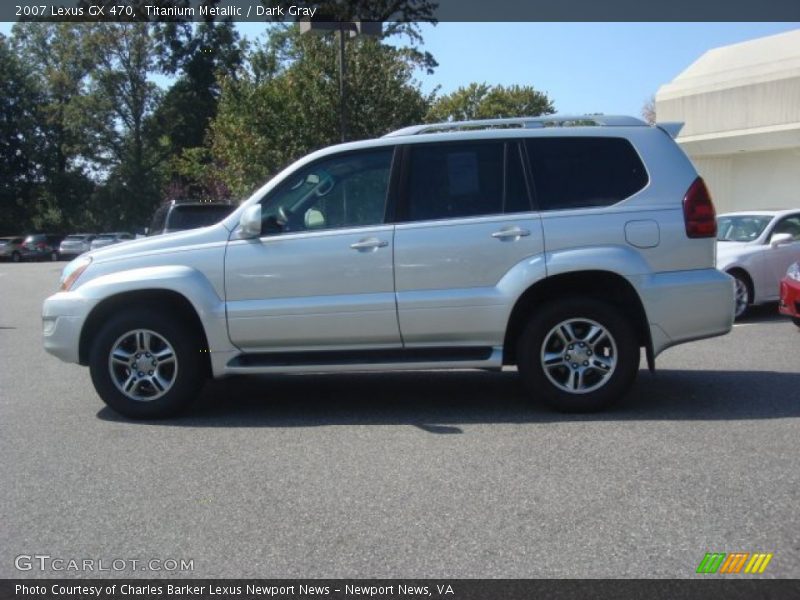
[1,261,798,579]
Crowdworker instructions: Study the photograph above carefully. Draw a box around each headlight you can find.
[787,262,800,282]
[59,256,92,291]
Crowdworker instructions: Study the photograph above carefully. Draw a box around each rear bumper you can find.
[634,268,735,357]
[779,279,800,318]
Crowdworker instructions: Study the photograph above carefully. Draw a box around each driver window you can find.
[259,149,393,235]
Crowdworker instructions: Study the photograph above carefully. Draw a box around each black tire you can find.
[516,297,639,413]
[793,317,800,329]
[11,251,20,263]
[730,271,752,319]
[89,308,205,419]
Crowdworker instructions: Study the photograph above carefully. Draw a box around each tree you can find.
[261,0,439,72]
[642,94,656,125]
[9,24,98,231]
[208,25,433,198]
[427,83,555,123]
[79,23,165,227]
[0,35,41,233]
[150,20,246,200]
[154,21,245,152]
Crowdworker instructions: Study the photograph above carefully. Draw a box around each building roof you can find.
[658,29,800,99]
[655,29,800,156]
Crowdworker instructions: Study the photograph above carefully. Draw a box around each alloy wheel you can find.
[540,318,618,394]
[108,329,178,401]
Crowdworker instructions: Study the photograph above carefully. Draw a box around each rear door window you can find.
[404,141,529,221]
[525,137,648,210]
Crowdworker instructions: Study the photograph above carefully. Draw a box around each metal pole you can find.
[338,23,347,143]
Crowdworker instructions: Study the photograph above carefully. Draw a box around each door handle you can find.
[350,237,389,251]
[491,226,531,240]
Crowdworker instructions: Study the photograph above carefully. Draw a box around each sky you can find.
[3,21,799,118]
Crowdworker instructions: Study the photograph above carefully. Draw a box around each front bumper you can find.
[779,278,800,319]
[634,268,735,357]
[42,292,93,364]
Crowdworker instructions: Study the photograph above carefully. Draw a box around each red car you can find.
[779,261,800,328]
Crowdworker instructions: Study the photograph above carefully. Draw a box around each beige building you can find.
[656,29,800,213]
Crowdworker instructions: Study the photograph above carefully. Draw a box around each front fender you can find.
[75,265,234,356]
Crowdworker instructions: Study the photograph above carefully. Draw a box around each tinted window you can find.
[260,149,393,235]
[526,137,648,210]
[406,142,504,221]
[166,205,233,232]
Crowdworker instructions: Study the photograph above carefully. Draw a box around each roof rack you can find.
[383,115,648,138]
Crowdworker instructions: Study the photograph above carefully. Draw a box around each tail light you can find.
[683,177,717,238]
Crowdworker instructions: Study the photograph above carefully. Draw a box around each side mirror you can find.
[770,232,793,247]
[239,205,262,238]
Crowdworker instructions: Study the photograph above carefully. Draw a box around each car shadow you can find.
[97,367,800,429]
[736,302,789,324]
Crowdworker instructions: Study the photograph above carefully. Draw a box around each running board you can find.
[224,346,502,374]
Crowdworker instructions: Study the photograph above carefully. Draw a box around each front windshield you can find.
[717,215,772,242]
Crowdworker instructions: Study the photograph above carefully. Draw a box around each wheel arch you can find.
[79,289,211,376]
[503,270,653,369]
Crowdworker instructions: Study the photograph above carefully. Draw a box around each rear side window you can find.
[405,141,530,221]
[525,137,648,210]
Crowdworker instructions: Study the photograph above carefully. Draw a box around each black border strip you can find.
[2,0,800,23]
[3,579,800,600]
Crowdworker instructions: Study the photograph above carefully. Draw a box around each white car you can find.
[716,210,800,317]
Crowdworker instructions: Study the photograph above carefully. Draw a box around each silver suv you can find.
[43,116,735,418]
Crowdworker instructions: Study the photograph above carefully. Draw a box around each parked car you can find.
[779,262,800,328]
[59,234,97,259]
[0,237,25,262]
[148,200,235,236]
[21,234,63,261]
[90,232,134,251]
[43,115,735,419]
[716,210,800,318]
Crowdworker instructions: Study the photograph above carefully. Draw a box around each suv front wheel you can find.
[89,309,205,419]
[517,298,639,412]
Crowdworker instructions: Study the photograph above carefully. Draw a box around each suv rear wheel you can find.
[517,297,639,412]
[89,309,205,418]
